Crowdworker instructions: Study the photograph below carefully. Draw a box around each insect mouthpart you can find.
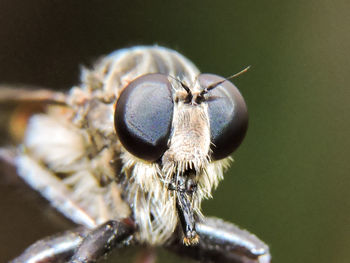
[167,166,201,246]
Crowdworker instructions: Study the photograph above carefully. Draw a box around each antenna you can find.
[168,75,193,102]
[200,65,251,96]
[168,75,192,94]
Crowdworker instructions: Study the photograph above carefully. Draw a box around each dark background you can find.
[0,1,349,263]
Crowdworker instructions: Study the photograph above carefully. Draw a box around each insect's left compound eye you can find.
[114,73,174,162]
[198,74,248,160]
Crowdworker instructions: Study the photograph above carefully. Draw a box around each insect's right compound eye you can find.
[114,73,174,162]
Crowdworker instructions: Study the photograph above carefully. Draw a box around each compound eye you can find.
[114,73,173,162]
[198,74,248,160]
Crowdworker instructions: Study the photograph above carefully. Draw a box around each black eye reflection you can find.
[198,74,249,160]
[114,73,173,162]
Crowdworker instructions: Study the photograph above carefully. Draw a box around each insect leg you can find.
[10,227,90,263]
[69,220,135,263]
[10,221,135,263]
[195,217,271,263]
[168,216,271,263]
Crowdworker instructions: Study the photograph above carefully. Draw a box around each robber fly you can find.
[0,46,270,263]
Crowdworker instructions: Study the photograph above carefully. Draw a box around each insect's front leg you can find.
[69,220,135,263]
[10,227,90,263]
[168,216,271,263]
[10,220,135,263]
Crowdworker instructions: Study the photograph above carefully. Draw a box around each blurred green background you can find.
[0,1,349,262]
